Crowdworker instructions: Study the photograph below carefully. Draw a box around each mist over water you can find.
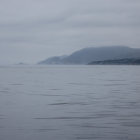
[0,65,140,140]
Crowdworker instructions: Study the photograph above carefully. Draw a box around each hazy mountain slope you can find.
[38,46,140,64]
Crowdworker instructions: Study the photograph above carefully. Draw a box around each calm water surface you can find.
[0,65,140,140]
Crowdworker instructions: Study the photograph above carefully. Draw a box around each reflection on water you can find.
[0,65,140,140]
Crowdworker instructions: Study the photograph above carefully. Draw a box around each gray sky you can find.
[0,0,140,64]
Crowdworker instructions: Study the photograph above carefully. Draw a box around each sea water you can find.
[0,65,140,140]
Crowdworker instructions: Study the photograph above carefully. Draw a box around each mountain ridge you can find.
[38,46,140,65]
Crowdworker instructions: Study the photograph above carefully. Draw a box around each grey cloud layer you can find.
[0,0,140,64]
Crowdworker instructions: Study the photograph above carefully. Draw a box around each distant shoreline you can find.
[88,58,140,65]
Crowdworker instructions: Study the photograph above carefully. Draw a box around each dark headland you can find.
[88,58,140,65]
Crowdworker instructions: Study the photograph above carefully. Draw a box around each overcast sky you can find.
[0,0,140,64]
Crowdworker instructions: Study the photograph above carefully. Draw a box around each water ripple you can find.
[48,102,88,106]
[33,116,98,120]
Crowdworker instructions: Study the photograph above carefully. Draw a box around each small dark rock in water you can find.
[16,62,27,65]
